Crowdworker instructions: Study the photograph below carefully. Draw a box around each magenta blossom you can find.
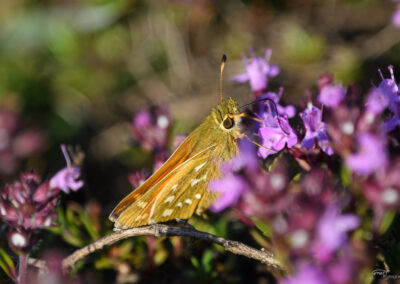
[128,170,149,188]
[259,89,296,118]
[318,84,346,108]
[258,108,298,158]
[231,48,279,93]
[300,104,333,155]
[361,159,400,227]
[131,105,171,153]
[210,140,257,212]
[284,264,329,284]
[385,98,400,132]
[365,88,390,115]
[377,66,398,105]
[374,66,400,131]
[210,175,249,212]
[0,172,57,252]
[134,111,151,128]
[345,133,388,175]
[49,145,83,194]
[313,206,360,262]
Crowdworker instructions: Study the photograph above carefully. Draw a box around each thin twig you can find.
[18,254,28,284]
[62,224,283,273]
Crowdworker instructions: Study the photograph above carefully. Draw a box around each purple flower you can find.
[378,66,398,105]
[318,84,346,108]
[134,111,151,128]
[365,88,390,115]
[300,104,334,155]
[131,105,171,152]
[0,172,58,252]
[345,133,388,175]
[172,133,187,151]
[284,264,329,284]
[231,48,279,93]
[49,145,83,194]
[128,170,149,188]
[375,66,400,131]
[210,140,257,212]
[313,206,360,262]
[384,98,400,132]
[210,175,249,212]
[326,258,356,284]
[392,4,400,27]
[260,89,296,118]
[257,108,298,158]
[361,159,400,227]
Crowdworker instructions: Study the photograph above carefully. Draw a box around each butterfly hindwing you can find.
[114,146,218,228]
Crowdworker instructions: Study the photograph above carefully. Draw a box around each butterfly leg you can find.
[175,218,196,230]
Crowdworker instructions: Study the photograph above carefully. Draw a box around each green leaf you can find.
[62,232,85,247]
[79,209,100,240]
[0,248,17,281]
[340,164,352,187]
[118,241,135,258]
[201,250,213,272]
[379,211,396,235]
[65,206,83,236]
[94,255,114,270]
[190,256,200,269]
[252,217,272,237]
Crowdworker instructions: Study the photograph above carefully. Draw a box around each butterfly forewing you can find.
[109,133,201,222]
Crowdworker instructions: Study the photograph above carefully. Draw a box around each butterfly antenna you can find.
[240,98,290,135]
[239,98,275,110]
[220,54,227,103]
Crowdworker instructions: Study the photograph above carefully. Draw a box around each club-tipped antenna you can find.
[220,54,227,103]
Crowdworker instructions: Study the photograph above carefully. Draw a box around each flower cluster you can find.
[257,102,297,158]
[131,105,171,154]
[231,47,279,97]
[0,145,83,253]
[130,105,186,182]
[209,48,400,283]
[131,105,173,171]
[119,47,400,283]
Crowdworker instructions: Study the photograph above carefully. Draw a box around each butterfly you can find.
[109,97,244,229]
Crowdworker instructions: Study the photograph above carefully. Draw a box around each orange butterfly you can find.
[109,97,243,229]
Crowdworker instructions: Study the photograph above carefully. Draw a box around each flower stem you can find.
[18,254,28,284]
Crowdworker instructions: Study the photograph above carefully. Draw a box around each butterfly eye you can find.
[222,116,235,129]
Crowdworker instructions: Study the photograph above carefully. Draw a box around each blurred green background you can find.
[0,0,400,282]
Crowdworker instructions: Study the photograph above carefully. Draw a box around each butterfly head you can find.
[213,98,243,137]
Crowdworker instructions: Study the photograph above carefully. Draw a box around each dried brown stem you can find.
[62,224,283,273]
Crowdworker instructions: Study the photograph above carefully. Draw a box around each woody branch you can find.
[61,224,283,273]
